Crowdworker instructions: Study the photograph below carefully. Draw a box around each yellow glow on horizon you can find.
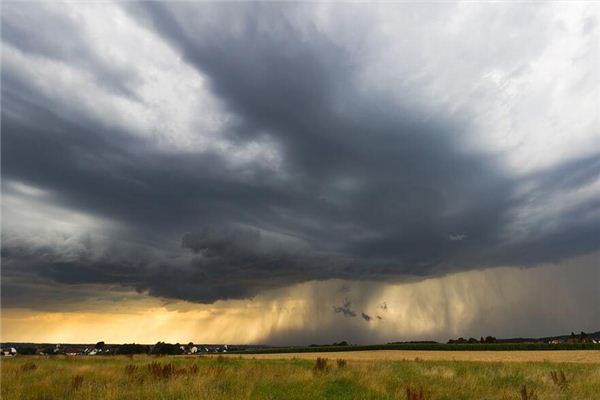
[2,257,598,344]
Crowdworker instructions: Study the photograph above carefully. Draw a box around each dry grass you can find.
[405,386,430,400]
[70,374,84,390]
[550,369,569,389]
[1,354,599,399]
[313,357,328,373]
[519,385,538,400]
[227,349,600,363]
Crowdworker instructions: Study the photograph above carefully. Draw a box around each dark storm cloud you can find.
[1,2,599,308]
[2,3,139,98]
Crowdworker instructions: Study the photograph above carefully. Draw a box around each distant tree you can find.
[188,342,194,347]
[95,341,105,350]
[18,347,37,355]
[152,342,183,355]
[485,336,497,343]
[118,343,149,355]
[42,346,56,355]
[468,338,478,343]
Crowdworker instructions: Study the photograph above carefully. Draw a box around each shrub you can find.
[71,375,84,390]
[405,386,430,400]
[336,359,347,368]
[313,357,328,373]
[189,364,199,374]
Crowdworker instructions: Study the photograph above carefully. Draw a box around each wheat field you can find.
[228,350,600,363]
[2,354,600,399]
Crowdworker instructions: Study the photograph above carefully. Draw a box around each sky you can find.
[1,2,599,345]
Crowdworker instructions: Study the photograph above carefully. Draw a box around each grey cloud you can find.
[1,3,599,309]
[2,3,139,98]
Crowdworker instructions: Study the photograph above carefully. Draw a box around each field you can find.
[2,353,600,400]
[232,349,600,363]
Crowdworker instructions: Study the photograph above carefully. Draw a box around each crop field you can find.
[231,349,600,364]
[2,353,600,400]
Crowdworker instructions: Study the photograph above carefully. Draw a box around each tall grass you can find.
[1,355,599,399]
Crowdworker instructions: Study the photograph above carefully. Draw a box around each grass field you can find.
[2,354,600,399]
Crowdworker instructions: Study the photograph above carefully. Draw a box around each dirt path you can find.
[227,350,600,363]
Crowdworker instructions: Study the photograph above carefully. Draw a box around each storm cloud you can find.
[2,2,599,314]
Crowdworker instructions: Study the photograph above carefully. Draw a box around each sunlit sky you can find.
[1,2,599,344]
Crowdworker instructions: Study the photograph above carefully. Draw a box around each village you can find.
[0,341,268,357]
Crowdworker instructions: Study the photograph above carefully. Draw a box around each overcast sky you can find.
[1,2,599,344]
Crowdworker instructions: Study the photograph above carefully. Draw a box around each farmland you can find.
[2,353,600,400]
[231,349,600,363]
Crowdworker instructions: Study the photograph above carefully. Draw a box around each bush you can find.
[336,359,347,368]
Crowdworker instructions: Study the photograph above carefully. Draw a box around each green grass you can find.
[1,355,599,399]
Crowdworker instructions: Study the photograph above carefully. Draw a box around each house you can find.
[189,346,198,354]
[1,347,17,356]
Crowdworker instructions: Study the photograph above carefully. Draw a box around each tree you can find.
[95,341,105,350]
[18,347,37,355]
[118,343,149,355]
[152,342,183,355]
